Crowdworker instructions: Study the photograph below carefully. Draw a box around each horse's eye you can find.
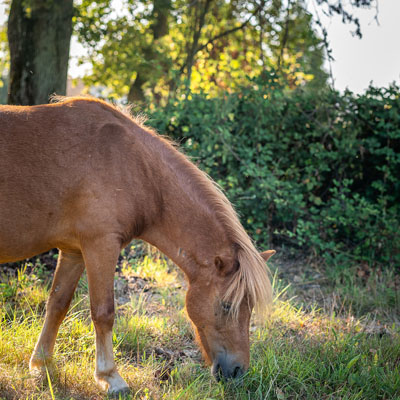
[221,301,231,314]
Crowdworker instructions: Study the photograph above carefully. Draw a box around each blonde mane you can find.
[163,155,273,318]
[51,95,272,318]
[211,189,273,319]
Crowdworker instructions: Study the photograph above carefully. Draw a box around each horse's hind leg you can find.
[30,251,85,374]
[81,235,129,396]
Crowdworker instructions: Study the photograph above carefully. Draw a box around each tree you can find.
[75,0,329,103]
[7,0,74,105]
[127,0,172,103]
[314,0,377,39]
[75,0,174,103]
[75,0,378,103]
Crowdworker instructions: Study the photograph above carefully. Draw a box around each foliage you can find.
[0,22,9,103]
[74,0,328,103]
[147,75,400,268]
[0,0,380,105]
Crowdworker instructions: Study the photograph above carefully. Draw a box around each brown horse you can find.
[0,97,274,396]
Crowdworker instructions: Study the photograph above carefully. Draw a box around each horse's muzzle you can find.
[211,352,246,381]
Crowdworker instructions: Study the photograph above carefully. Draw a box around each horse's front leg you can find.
[30,251,85,374]
[82,235,129,396]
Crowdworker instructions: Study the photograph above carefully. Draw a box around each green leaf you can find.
[346,355,361,370]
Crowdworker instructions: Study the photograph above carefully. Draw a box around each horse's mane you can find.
[51,95,272,318]
[209,188,273,318]
[159,151,273,318]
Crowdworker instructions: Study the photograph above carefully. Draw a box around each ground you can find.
[0,242,399,399]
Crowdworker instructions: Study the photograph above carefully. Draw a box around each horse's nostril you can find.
[212,357,245,381]
[212,362,223,381]
[232,366,243,379]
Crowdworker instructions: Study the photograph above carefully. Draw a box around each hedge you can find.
[147,74,400,269]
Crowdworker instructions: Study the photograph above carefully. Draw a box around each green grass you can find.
[1,247,399,399]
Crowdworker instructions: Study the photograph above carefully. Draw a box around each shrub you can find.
[147,74,400,269]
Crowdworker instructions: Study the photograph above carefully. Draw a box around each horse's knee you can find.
[46,291,70,317]
[91,304,115,330]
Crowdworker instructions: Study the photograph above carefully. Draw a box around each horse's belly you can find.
[0,191,59,262]
[0,212,53,263]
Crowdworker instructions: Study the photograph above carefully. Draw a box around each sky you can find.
[1,0,399,94]
[307,0,400,92]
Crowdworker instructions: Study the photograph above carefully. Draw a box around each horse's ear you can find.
[215,256,239,277]
[215,256,224,271]
[260,250,276,262]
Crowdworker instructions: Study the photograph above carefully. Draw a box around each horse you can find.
[0,96,274,396]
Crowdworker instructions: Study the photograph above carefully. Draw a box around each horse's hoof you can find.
[107,385,130,398]
[29,365,57,389]
[29,365,46,382]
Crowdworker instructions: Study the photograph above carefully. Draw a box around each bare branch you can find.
[195,1,265,54]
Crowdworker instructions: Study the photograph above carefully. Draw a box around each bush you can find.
[147,74,400,269]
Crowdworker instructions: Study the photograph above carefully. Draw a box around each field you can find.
[0,243,399,400]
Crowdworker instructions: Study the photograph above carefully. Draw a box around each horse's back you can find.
[0,100,137,262]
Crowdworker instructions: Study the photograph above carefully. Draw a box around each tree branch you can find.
[195,1,265,54]
[277,0,292,71]
[181,0,212,79]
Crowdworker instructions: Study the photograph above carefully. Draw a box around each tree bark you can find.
[128,72,146,103]
[8,0,74,105]
[152,0,170,39]
[127,0,171,104]
[182,0,212,87]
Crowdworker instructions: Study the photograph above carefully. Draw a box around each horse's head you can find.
[185,248,275,380]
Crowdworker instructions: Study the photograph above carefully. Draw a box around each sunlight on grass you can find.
[1,257,399,399]
[124,254,179,287]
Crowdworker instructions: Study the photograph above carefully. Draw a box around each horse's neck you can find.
[138,136,228,275]
[141,188,226,275]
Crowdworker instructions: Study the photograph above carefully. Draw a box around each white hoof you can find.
[29,357,53,377]
[95,370,130,396]
[108,385,130,398]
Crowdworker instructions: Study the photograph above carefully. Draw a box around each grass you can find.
[0,245,399,399]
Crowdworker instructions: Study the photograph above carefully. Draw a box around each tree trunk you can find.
[183,0,212,87]
[127,0,171,103]
[8,0,74,105]
[127,72,146,103]
[152,0,170,39]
